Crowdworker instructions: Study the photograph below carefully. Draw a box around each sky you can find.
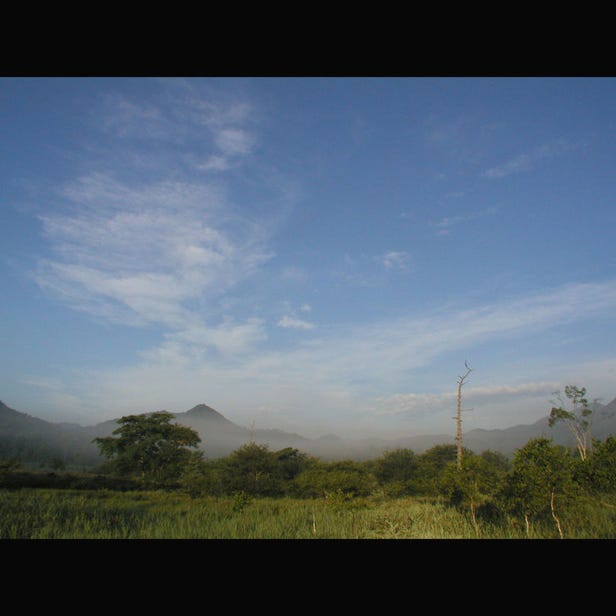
[1,77,615,440]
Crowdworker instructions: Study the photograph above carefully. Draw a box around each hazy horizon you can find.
[2,77,615,440]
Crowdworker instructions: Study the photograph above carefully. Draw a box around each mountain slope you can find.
[170,404,315,458]
[0,400,102,466]
[2,397,616,466]
[459,399,616,456]
[0,400,62,435]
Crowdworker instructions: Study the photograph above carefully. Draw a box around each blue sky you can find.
[1,77,615,439]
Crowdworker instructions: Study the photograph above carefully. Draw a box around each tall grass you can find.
[2,489,615,539]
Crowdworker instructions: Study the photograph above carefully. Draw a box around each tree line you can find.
[2,385,614,538]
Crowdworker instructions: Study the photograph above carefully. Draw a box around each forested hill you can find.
[0,400,61,434]
[0,400,103,467]
[1,397,616,468]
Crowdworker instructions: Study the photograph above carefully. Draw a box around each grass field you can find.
[2,488,616,539]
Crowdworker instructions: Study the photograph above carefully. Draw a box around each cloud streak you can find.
[376,250,412,271]
[277,302,315,330]
[49,277,616,431]
[284,279,616,389]
[482,139,573,179]
[278,315,316,330]
[34,173,272,328]
[100,83,256,174]
[32,81,276,334]
[377,381,562,417]
[433,207,498,236]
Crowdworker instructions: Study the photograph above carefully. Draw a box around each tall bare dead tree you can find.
[455,361,473,470]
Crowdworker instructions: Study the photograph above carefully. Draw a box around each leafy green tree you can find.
[478,449,510,473]
[178,456,225,498]
[221,442,283,497]
[581,436,616,493]
[213,445,315,497]
[293,460,376,499]
[373,448,420,496]
[415,444,473,495]
[549,385,593,461]
[441,451,508,536]
[419,443,459,469]
[374,448,418,483]
[176,455,201,489]
[93,412,202,486]
[501,437,578,538]
[273,447,315,482]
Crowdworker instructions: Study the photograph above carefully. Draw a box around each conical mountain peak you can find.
[184,404,232,423]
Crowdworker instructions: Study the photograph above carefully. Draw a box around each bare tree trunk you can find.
[550,489,564,539]
[524,513,531,538]
[570,427,587,462]
[455,362,472,469]
[456,386,463,469]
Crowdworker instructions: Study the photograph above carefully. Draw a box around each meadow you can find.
[2,488,616,539]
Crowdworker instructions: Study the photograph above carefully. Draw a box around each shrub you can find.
[293,460,376,498]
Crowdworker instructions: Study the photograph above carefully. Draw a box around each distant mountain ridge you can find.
[171,404,313,458]
[2,397,616,467]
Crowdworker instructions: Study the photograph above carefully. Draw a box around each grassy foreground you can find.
[3,489,616,539]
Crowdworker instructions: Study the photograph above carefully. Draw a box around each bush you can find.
[581,437,616,493]
[500,437,579,538]
[220,443,283,497]
[293,461,376,498]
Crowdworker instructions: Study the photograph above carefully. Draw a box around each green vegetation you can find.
[2,435,616,539]
[1,385,616,539]
[1,489,615,539]
[441,450,509,536]
[93,411,202,486]
[581,436,616,493]
[549,385,594,461]
[500,437,576,538]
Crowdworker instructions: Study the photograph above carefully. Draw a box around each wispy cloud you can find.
[215,127,254,157]
[277,315,316,330]
[99,83,256,175]
[256,278,616,395]
[280,266,308,283]
[277,301,316,330]
[141,318,268,362]
[20,376,65,391]
[433,207,498,236]
[376,250,412,271]
[197,155,231,172]
[197,129,255,171]
[377,381,562,417]
[100,95,169,140]
[38,278,616,434]
[34,173,272,329]
[482,139,573,179]
[32,82,279,339]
